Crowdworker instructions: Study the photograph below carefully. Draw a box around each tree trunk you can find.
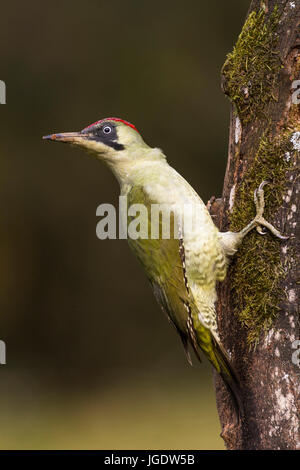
[212,0,300,450]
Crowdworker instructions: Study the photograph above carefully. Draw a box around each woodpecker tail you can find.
[187,314,244,422]
[211,335,244,422]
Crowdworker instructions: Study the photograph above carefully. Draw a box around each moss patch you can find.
[229,129,297,346]
[222,6,281,125]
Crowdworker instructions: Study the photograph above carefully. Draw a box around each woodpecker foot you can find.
[219,182,288,259]
[252,181,288,240]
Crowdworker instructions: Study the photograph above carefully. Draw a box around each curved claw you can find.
[256,226,268,235]
[258,180,270,192]
[254,181,270,205]
[274,233,290,241]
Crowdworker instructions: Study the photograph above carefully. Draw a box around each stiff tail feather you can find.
[211,335,244,422]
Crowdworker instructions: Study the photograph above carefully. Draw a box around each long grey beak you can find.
[43,132,86,143]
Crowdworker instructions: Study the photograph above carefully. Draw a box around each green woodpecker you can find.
[44,118,287,417]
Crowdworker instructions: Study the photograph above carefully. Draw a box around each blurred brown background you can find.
[0,0,249,449]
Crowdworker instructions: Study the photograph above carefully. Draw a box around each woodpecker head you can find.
[43,117,150,159]
[44,117,166,183]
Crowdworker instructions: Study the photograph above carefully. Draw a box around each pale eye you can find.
[103,126,112,134]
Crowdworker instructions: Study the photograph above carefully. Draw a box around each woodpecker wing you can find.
[126,185,193,355]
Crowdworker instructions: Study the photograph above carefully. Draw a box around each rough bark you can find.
[212,0,300,450]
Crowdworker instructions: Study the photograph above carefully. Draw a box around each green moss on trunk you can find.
[229,129,297,346]
[222,6,281,125]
